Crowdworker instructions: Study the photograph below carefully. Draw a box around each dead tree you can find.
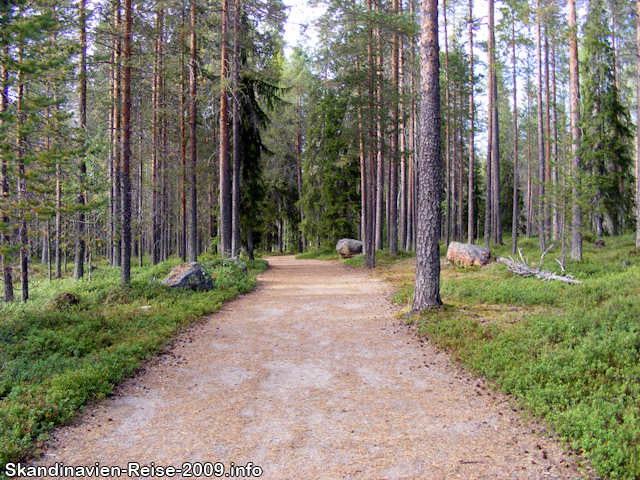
[497,246,582,284]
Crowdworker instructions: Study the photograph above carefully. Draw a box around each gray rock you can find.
[162,262,213,290]
[336,238,363,259]
[229,256,248,273]
[446,241,491,266]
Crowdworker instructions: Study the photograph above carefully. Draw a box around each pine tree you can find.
[413,0,442,311]
[635,0,640,248]
[568,0,582,260]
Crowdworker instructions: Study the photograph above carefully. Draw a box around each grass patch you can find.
[295,246,340,261]
[0,253,267,472]
[366,235,640,479]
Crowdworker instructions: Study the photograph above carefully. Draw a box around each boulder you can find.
[336,238,363,259]
[446,241,491,267]
[229,256,248,273]
[162,262,213,290]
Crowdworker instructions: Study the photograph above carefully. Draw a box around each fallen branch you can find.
[496,246,582,285]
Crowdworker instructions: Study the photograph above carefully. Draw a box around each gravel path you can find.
[23,256,585,479]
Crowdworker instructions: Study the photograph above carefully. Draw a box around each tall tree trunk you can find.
[406,0,415,252]
[451,88,457,240]
[399,23,407,250]
[458,91,464,242]
[108,34,115,266]
[636,0,640,249]
[375,3,384,252]
[151,10,162,265]
[219,0,232,258]
[544,31,551,242]
[511,15,519,255]
[492,74,501,245]
[489,0,501,246]
[365,0,375,268]
[55,155,62,276]
[526,61,532,238]
[121,0,132,286]
[231,0,241,257]
[296,100,305,252]
[17,59,28,302]
[467,0,475,244]
[536,0,546,251]
[388,0,399,254]
[138,147,143,266]
[568,0,582,260]
[112,0,122,267]
[188,0,198,262]
[413,0,442,310]
[484,0,495,248]
[551,45,559,241]
[74,0,87,280]
[444,0,451,247]
[0,50,13,301]
[180,7,187,262]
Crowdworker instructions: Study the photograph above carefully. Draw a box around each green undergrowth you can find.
[342,249,415,267]
[0,254,268,472]
[295,246,340,260]
[388,235,640,479]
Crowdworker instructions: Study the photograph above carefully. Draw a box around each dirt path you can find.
[25,256,585,479]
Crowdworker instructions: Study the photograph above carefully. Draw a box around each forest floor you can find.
[21,255,587,479]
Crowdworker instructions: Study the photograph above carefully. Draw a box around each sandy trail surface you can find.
[23,256,585,479]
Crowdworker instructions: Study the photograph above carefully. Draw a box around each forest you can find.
[1,0,640,476]
[0,0,638,296]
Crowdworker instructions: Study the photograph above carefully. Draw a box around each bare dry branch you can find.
[496,246,582,285]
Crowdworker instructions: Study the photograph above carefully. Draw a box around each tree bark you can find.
[536,0,546,251]
[568,0,582,260]
[121,0,132,286]
[112,0,122,267]
[484,0,493,248]
[188,0,198,262]
[491,72,501,245]
[413,0,442,311]
[444,0,451,247]
[526,57,532,238]
[296,102,304,252]
[467,0,475,244]
[551,45,559,241]
[489,0,501,246]
[180,7,187,262]
[0,50,13,301]
[365,0,375,268]
[399,21,407,251]
[388,0,399,255]
[219,0,232,258]
[375,3,384,252]
[74,0,87,280]
[458,89,464,242]
[231,0,242,257]
[544,30,551,242]
[151,9,162,265]
[636,0,640,248]
[511,14,518,255]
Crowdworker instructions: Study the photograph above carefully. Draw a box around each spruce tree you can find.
[580,0,635,236]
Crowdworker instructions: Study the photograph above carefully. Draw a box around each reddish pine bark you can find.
[413,0,442,311]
